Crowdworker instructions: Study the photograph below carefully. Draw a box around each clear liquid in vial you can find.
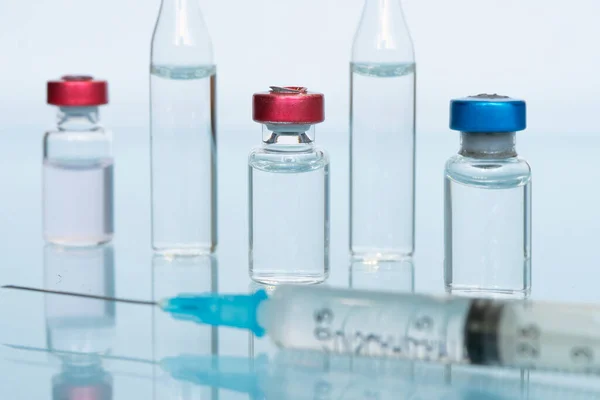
[43,159,114,246]
[249,152,330,284]
[444,171,532,298]
[150,65,217,255]
[350,62,416,260]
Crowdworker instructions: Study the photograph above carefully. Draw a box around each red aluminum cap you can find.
[253,86,325,124]
[47,75,108,106]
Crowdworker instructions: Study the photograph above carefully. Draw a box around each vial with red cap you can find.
[43,75,113,246]
[249,87,330,284]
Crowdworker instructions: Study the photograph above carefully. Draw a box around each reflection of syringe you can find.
[8,345,600,400]
[6,284,600,374]
[162,352,600,400]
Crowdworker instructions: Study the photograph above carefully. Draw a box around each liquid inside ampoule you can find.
[350,62,416,260]
[43,159,114,245]
[150,64,217,254]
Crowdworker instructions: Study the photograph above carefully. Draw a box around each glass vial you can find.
[44,76,113,246]
[350,0,416,261]
[150,0,217,256]
[249,87,330,285]
[444,95,531,298]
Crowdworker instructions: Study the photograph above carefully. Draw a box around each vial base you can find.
[250,271,328,286]
[350,250,413,263]
[152,244,215,258]
[45,236,113,247]
[446,285,530,300]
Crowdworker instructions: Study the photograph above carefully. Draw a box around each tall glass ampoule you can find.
[150,0,217,256]
[350,0,416,261]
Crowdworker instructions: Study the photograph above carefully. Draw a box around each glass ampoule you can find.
[249,87,330,285]
[150,0,217,256]
[444,95,531,298]
[350,0,416,261]
[43,76,113,246]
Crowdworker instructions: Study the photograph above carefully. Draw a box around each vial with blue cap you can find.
[444,94,531,298]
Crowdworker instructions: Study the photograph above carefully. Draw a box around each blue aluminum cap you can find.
[450,94,526,133]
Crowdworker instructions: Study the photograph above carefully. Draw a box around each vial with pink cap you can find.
[43,75,113,246]
[249,87,330,285]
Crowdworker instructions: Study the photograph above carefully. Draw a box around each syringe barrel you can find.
[495,301,600,373]
[258,285,472,363]
[260,286,600,374]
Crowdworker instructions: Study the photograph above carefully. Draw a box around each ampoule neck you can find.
[262,124,315,152]
[57,106,101,132]
[352,0,414,63]
[158,0,202,12]
[151,0,213,65]
[155,0,208,30]
[362,0,405,14]
[459,132,517,159]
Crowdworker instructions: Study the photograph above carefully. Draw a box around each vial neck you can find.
[262,124,315,152]
[57,107,100,131]
[460,132,517,159]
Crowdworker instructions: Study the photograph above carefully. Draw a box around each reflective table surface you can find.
[2,129,600,398]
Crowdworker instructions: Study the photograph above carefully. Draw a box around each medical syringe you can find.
[4,284,600,374]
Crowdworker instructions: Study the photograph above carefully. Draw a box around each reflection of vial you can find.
[249,87,330,285]
[152,254,218,400]
[44,76,113,246]
[44,244,116,360]
[53,364,113,400]
[350,0,416,261]
[150,0,217,256]
[444,95,531,298]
